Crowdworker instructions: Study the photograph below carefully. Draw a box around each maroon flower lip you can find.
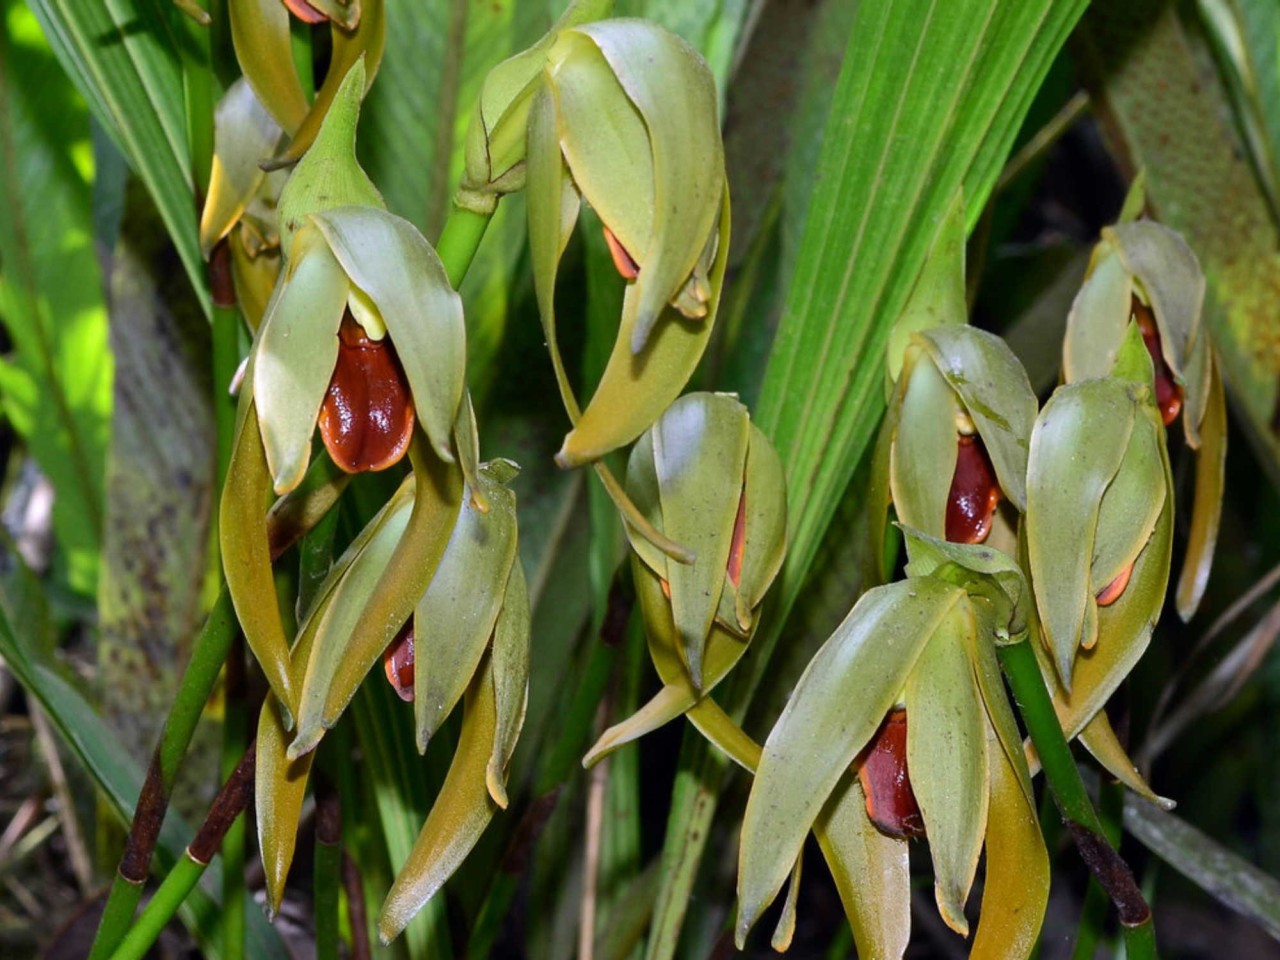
[382,621,415,702]
[857,708,925,840]
[1133,297,1183,427]
[946,433,1000,545]
[319,311,417,475]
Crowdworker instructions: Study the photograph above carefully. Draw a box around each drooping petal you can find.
[292,442,464,758]
[414,465,519,751]
[1078,710,1173,809]
[256,694,314,916]
[228,0,309,135]
[970,715,1048,960]
[270,0,386,168]
[1176,354,1226,619]
[378,655,499,943]
[813,774,911,960]
[905,600,989,936]
[254,228,349,494]
[312,206,466,463]
[736,578,965,942]
[221,381,294,713]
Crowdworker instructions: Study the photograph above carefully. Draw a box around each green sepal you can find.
[736,578,966,944]
[488,562,530,809]
[651,393,750,687]
[1063,243,1133,384]
[414,463,519,751]
[1078,710,1173,809]
[199,79,284,258]
[311,206,466,464]
[1025,378,1138,688]
[890,345,960,537]
[916,326,1038,511]
[253,225,348,494]
[885,189,967,391]
[905,599,988,937]
[276,58,384,259]
[378,653,499,944]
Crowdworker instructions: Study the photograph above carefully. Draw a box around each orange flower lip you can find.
[1095,561,1134,607]
[857,708,925,840]
[319,311,416,474]
[946,433,1000,544]
[282,0,328,23]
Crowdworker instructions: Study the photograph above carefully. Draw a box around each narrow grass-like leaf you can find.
[26,0,207,312]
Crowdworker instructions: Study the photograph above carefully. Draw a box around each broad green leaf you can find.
[905,601,988,936]
[25,0,207,313]
[813,774,911,960]
[1026,378,1136,687]
[918,325,1038,511]
[313,205,467,463]
[253,228,349,494]
[890,349,960,537]
[379,654,500,944]
[0,6,110,596]
[414,466,519,750]
[886,190,968,386]
[736,577,965,941]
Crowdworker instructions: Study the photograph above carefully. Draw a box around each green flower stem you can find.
[220,637,248,960]
[435,203,494,289]
[314,772,343,960]
[997,640,1157,960]
[1070,777,1125,960]
[107,746,256,960]
[88,586,237,960]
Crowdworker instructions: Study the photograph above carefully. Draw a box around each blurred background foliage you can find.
[0,0,1278,957]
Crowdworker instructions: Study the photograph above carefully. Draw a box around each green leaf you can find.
[0,6,110,596]
[25,0,208,313]
[736,577,966,942]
